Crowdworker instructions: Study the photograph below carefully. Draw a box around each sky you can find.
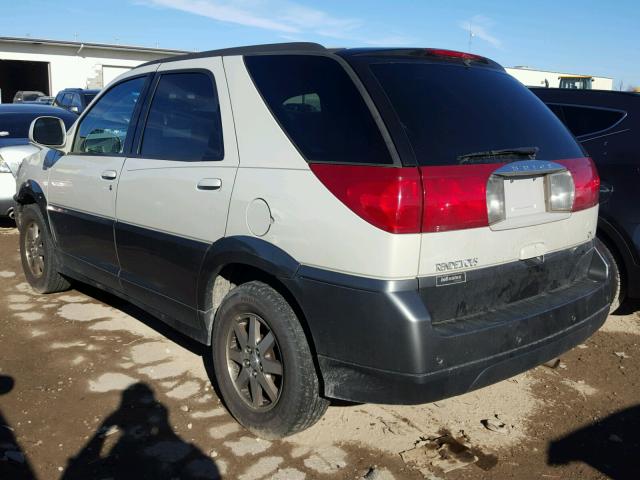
[4,0,640,88]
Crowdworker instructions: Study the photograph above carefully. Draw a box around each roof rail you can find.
[140,42,327,67]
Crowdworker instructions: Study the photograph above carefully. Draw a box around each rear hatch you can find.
[343,49,600,323]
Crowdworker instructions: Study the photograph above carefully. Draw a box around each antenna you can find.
[468,20,475,52]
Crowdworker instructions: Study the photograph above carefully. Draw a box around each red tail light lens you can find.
[420,164,499,232]
[309,164,423,234]
[557,158,599,211]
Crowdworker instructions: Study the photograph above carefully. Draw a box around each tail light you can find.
[424,49,488,63]
[557,158,599,211]
[420,164,498,232]
[311,158,598,235]
[309,164,423,234]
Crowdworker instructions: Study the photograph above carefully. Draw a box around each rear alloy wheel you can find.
[19,205,70,293]
[226,312,283,410]
[212,281,328,438]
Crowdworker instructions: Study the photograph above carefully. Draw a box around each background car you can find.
[12,91,46,103]
[533,88,640,311]
[53,88,100,114]
[32,96,55,105]
[0,104,77,218]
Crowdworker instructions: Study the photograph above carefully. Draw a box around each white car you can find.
[14,43,612,438]
[0,144,39,218]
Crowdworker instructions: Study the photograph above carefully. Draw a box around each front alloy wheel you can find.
[24,221,45,278]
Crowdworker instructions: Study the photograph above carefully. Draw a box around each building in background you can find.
[506,66,613,90]
[0,37,186,103]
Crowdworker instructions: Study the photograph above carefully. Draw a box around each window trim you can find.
[546,102,628,139]
[130,68,225,162]
[68,73,153,158]
[243,52,402,167]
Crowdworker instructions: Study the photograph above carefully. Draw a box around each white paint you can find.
[238,456,283,480]
[166,381,201,399]
[224,436,272,456]
[0,37,184,97]
[88,373,137,393]
[209,422,240,439]
[506,67,613,90]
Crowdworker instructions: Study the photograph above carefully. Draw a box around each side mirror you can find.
[29,116,67,148]
[70,106,79,113]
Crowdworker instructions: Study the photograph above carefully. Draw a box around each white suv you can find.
[15,43,611,438]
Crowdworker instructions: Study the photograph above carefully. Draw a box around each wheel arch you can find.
[597,216,639,298]
[196,236,326,390]
[14,180,50,231]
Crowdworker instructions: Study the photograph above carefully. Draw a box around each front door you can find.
[47,74,150,288]
[115,59,238,328]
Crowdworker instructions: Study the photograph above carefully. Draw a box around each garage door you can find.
[102,66,132,87]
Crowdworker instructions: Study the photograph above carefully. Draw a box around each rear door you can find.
[115,58,238,323]
[46,73,151,289]
[358,57,597,275]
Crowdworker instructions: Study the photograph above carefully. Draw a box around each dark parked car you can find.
[533,88,640,311]
[0,104,77,218]
[53,88,100,114]
[12,91,46,103]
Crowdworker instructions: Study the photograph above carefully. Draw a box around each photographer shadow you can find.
[62,382,220,480]
[548,404,640,480]
[0,375,36,480]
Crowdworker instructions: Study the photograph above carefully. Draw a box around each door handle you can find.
[197,178,222,191]
[101,170,117,180]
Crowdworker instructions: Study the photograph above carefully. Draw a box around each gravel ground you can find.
[1,218,638,480]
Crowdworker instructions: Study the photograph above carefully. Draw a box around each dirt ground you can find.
[1,218,638,480]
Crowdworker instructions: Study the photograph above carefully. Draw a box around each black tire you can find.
[596,237,623,313]
[19,204,70,294]
[212,281,328,438]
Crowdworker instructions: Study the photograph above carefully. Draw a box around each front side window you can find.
[140,72,223,161]
[72,76,145,155]
[245,55,392,165]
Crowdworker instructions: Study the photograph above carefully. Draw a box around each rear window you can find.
[245,55,392,165]
[369,62,583,165]
[551,105,625,137]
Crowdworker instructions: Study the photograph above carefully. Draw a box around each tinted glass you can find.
[62,93,73,107]
[140,72,223,161]
[73,76,145,155]
[245,55,392,165]
[70,94,82,108]
[83,93,97,105]
[369,62,583,165]
[559,105,625,137]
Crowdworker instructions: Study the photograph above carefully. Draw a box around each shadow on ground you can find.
[0,374,36,480]
[547,404,640,480]
[61,382,220,480]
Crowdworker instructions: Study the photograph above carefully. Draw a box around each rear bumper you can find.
[285,241,611,404]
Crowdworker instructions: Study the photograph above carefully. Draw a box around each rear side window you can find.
[553,105,625,137]
[140,72,223,161]
[368,62,584,165]
[245,55,392,165]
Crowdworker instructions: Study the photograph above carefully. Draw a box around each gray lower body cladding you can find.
[285,240,611,404]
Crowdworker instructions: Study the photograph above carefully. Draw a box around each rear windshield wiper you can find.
[457,147,539,164]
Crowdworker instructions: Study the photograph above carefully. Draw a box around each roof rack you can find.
[140,42,327,67]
